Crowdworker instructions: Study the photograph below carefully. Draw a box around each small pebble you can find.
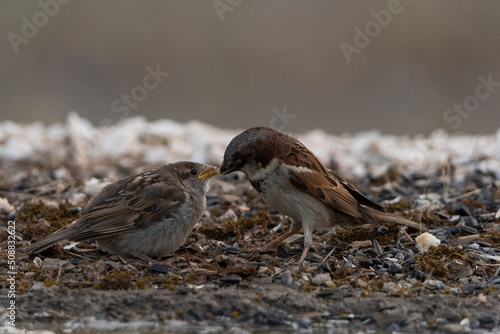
[464,216,479,227]
[7,211,16,220]
[394,253,405,263]
[452,203,472,216]
[398,317,410,327]
[248,261,266,267]
[150,264,169,274]
[414,271,426,281]
[312,273,332,286]
[459,225,477,234]
[288,248,303,256]
[277,245,289,258]
[220,275,242,284]
[474,240,492,247]
[423,278,446,290]
[388,263,402,273]
[488,278,500,285]
[377,226,388,234]
[381,282,401,293]
[447,226,460,235]
[379,252,393,260]
[217,209,238,223]
[186,309,203,321]
[351,240,372,248]
[463,284,483,294]
[281,270,292,287]
[224,246,240,255]
[316,289,335,297]
[319,263,332,273]
[468,243,480,250]
[359,259,373,267]
[404,249,414,260]
[298,317,312,329]
[373,240,383,257]
[477,316,495,328]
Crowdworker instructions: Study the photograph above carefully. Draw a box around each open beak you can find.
[198,166,219,179]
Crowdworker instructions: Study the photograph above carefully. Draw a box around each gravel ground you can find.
[0,118,499,333]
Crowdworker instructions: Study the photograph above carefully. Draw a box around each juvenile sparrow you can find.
[25,162,219,263]
[220,127,423,263]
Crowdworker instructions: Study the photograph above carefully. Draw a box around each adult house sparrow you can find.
[220,127,423,263]
[25,162,219,263]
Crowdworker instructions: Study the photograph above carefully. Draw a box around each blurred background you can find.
[1,0,499,135]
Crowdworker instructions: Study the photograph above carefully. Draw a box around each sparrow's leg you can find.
[298,244,311,264]
[256,220,302,252]
[129,252,183,267]
[159,255,184,266]
[256,229,297,252]
[298,228,313,264]
[128,251,160,265]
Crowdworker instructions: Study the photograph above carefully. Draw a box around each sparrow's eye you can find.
[189,169,197,176]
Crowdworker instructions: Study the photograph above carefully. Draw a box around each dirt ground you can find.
[1,160,500,333]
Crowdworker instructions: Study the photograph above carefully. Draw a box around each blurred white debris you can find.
[0,113,499,181]
[0,197,15,212]
[69,193,87,206]
[33,256,43,267]
[0,325,55,334]
[83,178,111,196]
[415,232,441,253]
[381,195,401,205]
[217,209,238,223]
[52,167,71,180]
[64,241,80,250]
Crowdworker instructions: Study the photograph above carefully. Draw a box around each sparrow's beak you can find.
[220,160,233,175]
[198,166,219,179]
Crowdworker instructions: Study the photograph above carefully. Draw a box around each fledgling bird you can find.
[25,162,219,263]
[220,127,423,263]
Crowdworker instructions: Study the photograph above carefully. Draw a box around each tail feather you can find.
[362,206,426,231]
[25,228,74,254]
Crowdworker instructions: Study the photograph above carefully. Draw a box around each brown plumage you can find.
[220,127,423,263]
[25,162,219,263]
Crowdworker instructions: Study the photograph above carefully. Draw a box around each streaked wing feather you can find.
[329,170,384,212]
[288,170,363,218]
[69,180,185,241]
[284,141,378,218]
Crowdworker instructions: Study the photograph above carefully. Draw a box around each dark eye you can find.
[190,169,197,176]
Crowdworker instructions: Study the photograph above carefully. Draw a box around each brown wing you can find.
[285,140,383,218]
[329,170,384,212]
[69,173,185,242]
[288,170,363,218]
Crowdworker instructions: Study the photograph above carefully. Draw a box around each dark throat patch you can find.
[250,179,264,193]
